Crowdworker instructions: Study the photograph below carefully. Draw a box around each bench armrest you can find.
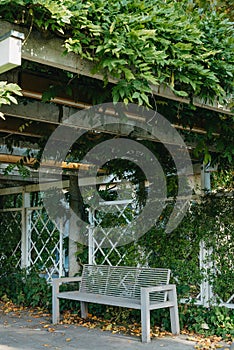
[53,277,82,285]
[52,277,82,295]
[141,284,176,294]
[141,284,178,305]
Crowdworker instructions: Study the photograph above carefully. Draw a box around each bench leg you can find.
[141,289,151,343]
[81,302,88,319]
[141,308,151,343]
[52,294,60,324]
[169,286,180,335]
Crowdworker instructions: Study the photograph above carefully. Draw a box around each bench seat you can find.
[56,291,176,310]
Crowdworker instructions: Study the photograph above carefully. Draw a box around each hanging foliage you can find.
[0,0,233,167]
[0,81,22,119]
[0,0,233,107]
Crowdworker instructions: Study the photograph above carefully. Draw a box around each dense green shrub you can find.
[0,267,52,309]
[179,305,234,340]
[0,267,84,313]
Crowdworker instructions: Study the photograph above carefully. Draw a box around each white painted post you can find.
[201,163,211,192]
[200,241,210,307]
[199,164,214,306]
[59,219,64,277]
[88,208,95,265]
[21,190,30,269]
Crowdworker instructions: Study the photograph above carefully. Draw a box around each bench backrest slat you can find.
[80,265,170,303]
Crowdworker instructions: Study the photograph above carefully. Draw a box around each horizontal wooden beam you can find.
[0,154,35,165]
[0,175,122,195]
[0,153,97,171]
[0,127,42,138]
[0,94,217,142]
[0,180,69,195]
[0,20,232,115]
[22,90,91,110]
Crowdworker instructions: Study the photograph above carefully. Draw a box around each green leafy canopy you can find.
[0,0,233,107]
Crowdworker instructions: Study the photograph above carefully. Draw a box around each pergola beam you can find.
[0,153,98,172]
[0,95,219,141]
[0,180,69,195]
[0,174,122,195]
[0,20,232,115]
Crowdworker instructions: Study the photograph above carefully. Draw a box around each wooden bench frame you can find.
[52,264,180,343]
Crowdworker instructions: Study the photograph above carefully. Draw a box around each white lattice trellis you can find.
[0,199,65,281]
[27,207,65,281]
[88,199,135,266]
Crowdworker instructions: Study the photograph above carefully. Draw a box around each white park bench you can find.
[52,264,180,343]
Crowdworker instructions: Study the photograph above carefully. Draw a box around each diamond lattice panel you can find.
[27,208,62,281]
[90,200,134,266]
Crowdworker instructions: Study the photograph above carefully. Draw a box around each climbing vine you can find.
[76,192,234,304]
[0,0,233,106]
[0,0,233,166]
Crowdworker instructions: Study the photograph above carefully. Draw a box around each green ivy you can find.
[0,1,233,166]
[0,0,233,106]
[76,192,234,303]
[179,305,234,339]
[0,267,52,308]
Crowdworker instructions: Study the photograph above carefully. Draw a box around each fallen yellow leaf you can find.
[48,328,55,333]
[104,324,112,331]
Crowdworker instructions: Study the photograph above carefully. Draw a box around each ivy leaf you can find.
[172,88,189,97]
[132,92,140,99]
[204,152,212,165]
[7,95,18,104]
[122,68,135,81]
[0,82,22,109]
[0,112,5,120]
[140,93,150,106]
[109,21,115,34]
[96,45,103,54]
